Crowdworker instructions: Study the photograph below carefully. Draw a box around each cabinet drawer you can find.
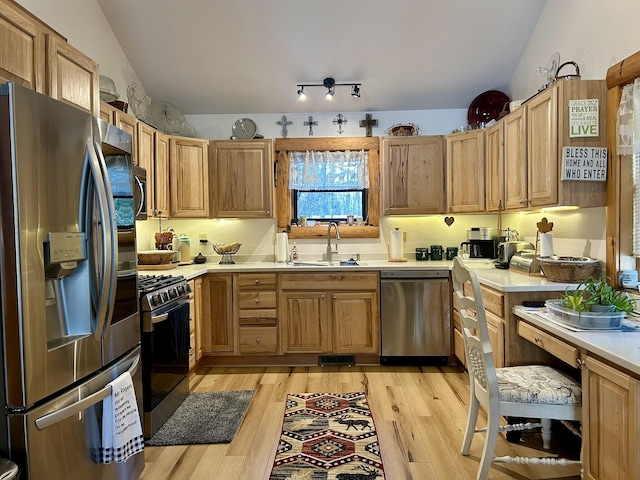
[518,321,580,367]
[280,272,378,290]
[452,308,461,331]
[189,332,196,368]
[238,273,277,290]
[480,286,504,317]
[239,309,277,326]
[238,291,276,309]
[239,327,278,354]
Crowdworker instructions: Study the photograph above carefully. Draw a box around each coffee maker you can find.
[460,239,497,259]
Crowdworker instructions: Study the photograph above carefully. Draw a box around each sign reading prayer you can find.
[561,147,607,181]
[569,99,599,137]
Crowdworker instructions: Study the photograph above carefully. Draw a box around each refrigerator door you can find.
[0,83,105,409]
[7,347,144,480]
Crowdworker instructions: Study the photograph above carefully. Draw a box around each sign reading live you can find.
[561,147,607,181]
[569,99,599,137]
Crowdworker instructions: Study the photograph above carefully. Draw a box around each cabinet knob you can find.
[255,299,259,303]
[256,338,260,344]
[576,357,585,366]
[321,294,325,299]
[534,336,542,343]
[255,279,260,284]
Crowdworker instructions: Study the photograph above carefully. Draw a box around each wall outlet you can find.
[403,231,407,242]
[199,233,208,243]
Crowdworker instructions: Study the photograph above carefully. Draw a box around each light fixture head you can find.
[325,87,335,100]
[351,84,360,98]
[297,86,306,100]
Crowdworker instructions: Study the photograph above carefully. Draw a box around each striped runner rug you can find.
[269,392,385,479]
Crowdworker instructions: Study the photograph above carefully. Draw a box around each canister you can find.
[430,245,443,260]
[178,234,191,262]
[416,247,429,261]
[446,247,458,260]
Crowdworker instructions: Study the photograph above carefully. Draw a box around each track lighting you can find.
[296,77,362,101]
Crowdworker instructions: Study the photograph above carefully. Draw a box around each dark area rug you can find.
[146,390,253,446]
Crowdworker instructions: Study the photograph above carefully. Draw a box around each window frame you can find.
[275,137,380,239]
[292,188,368,223]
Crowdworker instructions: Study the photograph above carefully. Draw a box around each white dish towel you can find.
[100,371,144,464]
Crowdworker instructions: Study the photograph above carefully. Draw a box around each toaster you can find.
[496,241,534,267]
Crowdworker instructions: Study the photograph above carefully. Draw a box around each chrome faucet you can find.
[326,222,341,263]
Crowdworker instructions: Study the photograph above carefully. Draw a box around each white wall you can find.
[509,0,640,101]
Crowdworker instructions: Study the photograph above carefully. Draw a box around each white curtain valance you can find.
[288,150,369,191]
[623,78,640,256]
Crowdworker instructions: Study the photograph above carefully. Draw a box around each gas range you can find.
[138,274,191,312]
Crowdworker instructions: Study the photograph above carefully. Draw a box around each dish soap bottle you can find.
[291,243,299,262]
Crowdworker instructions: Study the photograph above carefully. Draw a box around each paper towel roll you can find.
[389,229,403,259]
[275,232,289,262]
[539,232,554,257]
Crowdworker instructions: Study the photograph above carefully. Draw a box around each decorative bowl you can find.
[137,250,176,265]
[538,256,599,283]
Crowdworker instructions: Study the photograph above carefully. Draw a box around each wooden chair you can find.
[451,257,582,480]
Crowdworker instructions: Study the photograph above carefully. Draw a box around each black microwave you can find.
[132,165,147,220]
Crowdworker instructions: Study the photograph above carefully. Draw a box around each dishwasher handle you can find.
[380,270,449,279]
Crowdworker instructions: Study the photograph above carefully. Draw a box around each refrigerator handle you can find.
[34,354,140,430]
[85,140,113,340]
[92,131,117,338]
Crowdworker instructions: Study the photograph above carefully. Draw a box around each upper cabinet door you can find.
[484,120,504,212]
[45,35,99,116]
[381,136,445,215]
[154,131,170,217]
[527,86,558,207]
[0,1,45,92]
[170,136,209,218]
[504,106,528,209]
[210,139,274,218]
[446,130,485,213]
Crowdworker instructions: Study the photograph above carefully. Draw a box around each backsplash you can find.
[135,207,606,264]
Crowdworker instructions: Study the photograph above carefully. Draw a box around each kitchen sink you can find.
[290,260,366,267]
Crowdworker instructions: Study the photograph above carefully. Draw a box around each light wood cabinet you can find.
[503,106,528,209]
[154,131,170,217]
[381,136,445,215]
[582,355,640,480]
[279,272,379,355]
[201,274,234,354]
[45,34,99,116]
[237,273,278,355]
[523,79,607,209]
[484,120,504,212]
[446,130,485,212]
[114,110,138,164]
[170,136,209,218]
[0,0,45,92]
[332,292,379,354]
[99,100,117,124]
[209,139,274,218]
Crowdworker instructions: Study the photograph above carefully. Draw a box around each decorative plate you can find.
[467,90,510,127]
[232,118,257,139]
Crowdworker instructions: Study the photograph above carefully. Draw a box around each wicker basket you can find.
[538,258,598,283]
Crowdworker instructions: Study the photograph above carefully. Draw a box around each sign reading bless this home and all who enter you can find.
[561,99,607,182]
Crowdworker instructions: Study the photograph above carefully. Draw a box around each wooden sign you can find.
[561,146,607,181]
[569,99,599,137]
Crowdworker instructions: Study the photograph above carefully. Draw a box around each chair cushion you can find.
[496,365,582,406]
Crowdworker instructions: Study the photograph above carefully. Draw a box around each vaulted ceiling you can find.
[96,0,546,115]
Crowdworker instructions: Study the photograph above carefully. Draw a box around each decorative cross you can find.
[359,113,379,137]
[276,115,293,138]
[303,115,318,136]
[332,113,348,135]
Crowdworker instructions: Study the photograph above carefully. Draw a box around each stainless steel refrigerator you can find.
[0,82,144,479]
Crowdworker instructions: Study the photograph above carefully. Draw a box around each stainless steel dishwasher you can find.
[380,270,451,365]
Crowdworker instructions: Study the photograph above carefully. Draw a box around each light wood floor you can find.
[140,365,581,480]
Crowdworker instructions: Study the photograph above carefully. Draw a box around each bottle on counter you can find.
[291,243,299,262]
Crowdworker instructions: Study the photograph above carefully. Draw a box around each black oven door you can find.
[142,299,190,413]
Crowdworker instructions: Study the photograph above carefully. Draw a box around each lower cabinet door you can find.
[280,292,330,353]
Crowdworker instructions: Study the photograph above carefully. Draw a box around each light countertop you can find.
[139,257,578,292]
[514,307,640,376]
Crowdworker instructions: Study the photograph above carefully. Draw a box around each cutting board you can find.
[138,261,179,271]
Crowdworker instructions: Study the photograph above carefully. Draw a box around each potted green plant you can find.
[561,276,634,313]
